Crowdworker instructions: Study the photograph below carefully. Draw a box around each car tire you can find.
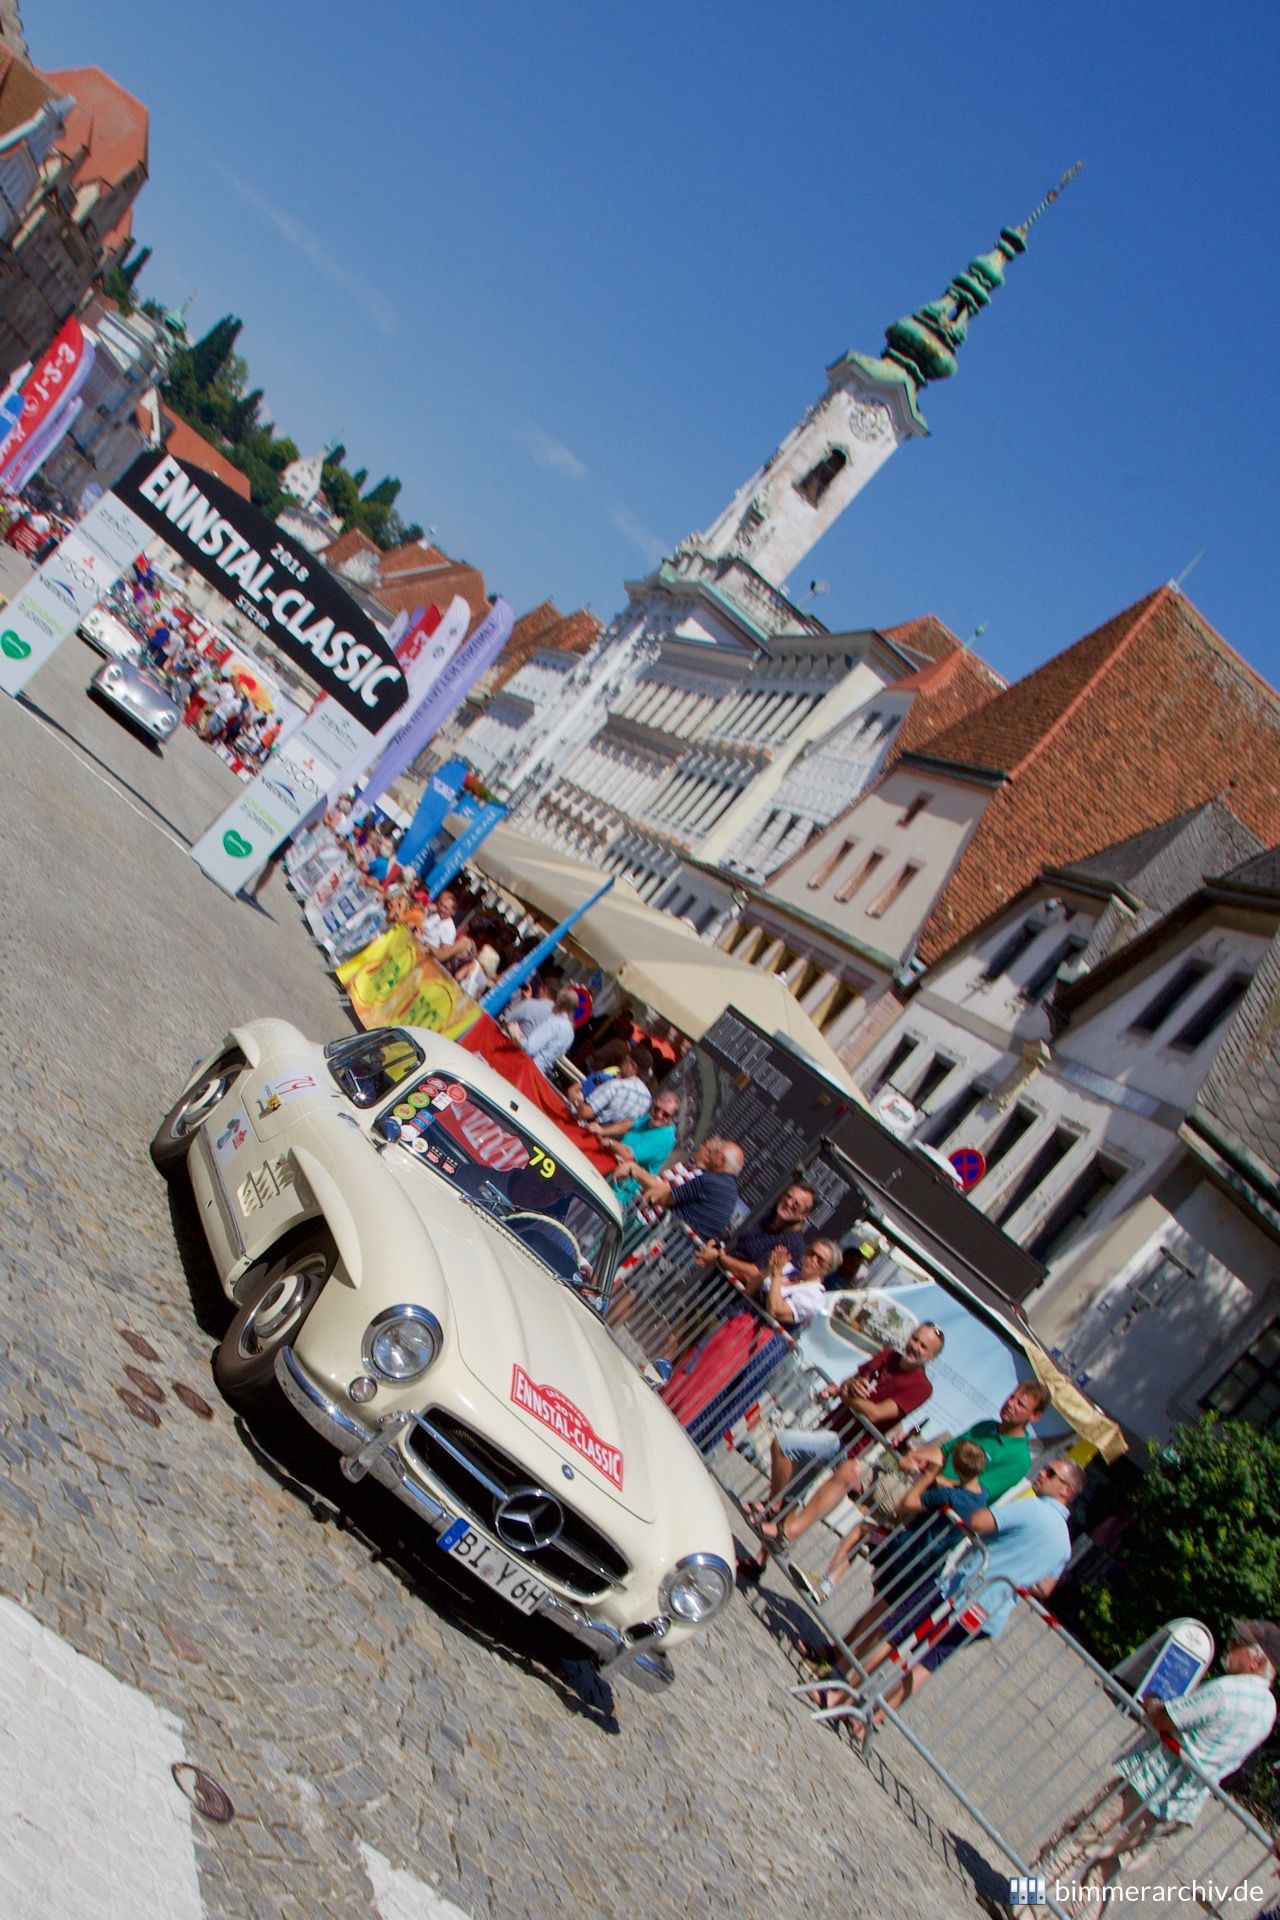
[150,1052,243,1172]
[214,1232,334,1403]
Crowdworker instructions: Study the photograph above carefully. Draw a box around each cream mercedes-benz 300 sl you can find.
[152,1020,734,1692]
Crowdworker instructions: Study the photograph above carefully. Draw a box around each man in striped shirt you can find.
[1047,1637,1276,1889]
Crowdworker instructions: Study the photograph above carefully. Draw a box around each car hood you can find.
[387,1153,659,1524]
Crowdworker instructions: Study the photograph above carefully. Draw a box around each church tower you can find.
[495,170,1080,811]
[693,164,1082,597]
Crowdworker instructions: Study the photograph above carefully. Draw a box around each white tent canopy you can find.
[464,821,858,1093]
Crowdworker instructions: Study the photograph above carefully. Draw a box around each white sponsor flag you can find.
[360,596,513,805]
[329,594,470,805]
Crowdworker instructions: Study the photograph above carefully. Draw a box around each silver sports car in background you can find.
[89,655,182,748]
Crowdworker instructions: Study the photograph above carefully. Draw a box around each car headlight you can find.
[660,1554,734,1625]
[158,711,178,731]
[102,664,121,684]
[361,1305,441,1382]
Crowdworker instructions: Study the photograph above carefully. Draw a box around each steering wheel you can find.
[501,1210,583,1275]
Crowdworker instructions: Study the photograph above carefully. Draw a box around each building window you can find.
[1169,971,1252,1051]
[1024,1155,1124,1263]
[865,862,921,920]
[898,792,931,827]
[993,1126,1076,1223]
[808,837,857,890]
[909,1053,956,1108]
[1023,935,1089,1003]
[869,1036,917,1096]
[1204,1323,1280,1427]
[1128,959,1212,1036]
[982,918,1043,983]
[981,1103,1037,1174]
[834,850,884,904]
[919,1081,985,1146]
[795,447,848,506]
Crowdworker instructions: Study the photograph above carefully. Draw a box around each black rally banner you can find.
[114,451,408,728]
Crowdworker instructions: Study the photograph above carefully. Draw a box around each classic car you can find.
[152,1021,735,1692]
[77,603,145,659]
[89,654,182,747]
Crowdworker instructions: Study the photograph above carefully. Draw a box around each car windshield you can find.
[325,1028,424,1107]
[374,1070,620,1306]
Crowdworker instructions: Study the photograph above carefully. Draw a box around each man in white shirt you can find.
[522,988,580,1076]
[418,889,458,950]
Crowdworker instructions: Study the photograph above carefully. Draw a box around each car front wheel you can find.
[150,1051,243,1171]
[214,1232,334,1403]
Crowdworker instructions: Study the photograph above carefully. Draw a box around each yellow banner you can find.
[336,925,482,1039]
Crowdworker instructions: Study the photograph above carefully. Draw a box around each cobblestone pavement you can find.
[0,640,988,1920]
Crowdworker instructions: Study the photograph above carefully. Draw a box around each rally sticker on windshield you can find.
[510,1366,624,1489]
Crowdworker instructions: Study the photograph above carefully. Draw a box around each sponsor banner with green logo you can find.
[0,496,150,696]
[190,696,381,894]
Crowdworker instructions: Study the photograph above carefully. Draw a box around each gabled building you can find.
[741,586,1280,1064]
[0,62,148,380]
[845,819,1280,1446]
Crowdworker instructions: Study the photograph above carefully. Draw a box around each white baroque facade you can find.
[454,201,1060,927]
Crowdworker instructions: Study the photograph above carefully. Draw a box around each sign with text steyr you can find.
[0,449,411,895]
[113,453,408,727]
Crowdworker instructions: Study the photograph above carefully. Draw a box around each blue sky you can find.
[34,2,1280,687]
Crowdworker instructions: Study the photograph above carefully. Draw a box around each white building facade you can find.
[456,203,1058,909]
[852,817,1280,1446]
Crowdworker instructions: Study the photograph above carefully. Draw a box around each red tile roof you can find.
[912,587,1280,965]
[491,601,600,690]
[160,407,251,499]
[883,647,1006,770]
[319,526,381,573]
[44,66,148,251]
[881,614,962,665]
[379,538,450,575]
[375,560,491,632]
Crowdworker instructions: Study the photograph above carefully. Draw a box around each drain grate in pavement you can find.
[124,1366,166,1402]
[118,1329,162,1362]
[117,1388,162,1427]
[172,1763,235,1824]
[172,1383,214,1420]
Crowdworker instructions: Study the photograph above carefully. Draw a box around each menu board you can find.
[666,1010,853,1224]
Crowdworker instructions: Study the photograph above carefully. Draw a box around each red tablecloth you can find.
[459,1015,617,1178]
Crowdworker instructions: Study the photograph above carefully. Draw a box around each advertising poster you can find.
[0,487,149,695]
[336,928,482,1039]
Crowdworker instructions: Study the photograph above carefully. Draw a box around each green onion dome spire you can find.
[882,163,1082,390]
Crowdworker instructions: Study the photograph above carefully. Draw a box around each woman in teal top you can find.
[605,1091,680,1231]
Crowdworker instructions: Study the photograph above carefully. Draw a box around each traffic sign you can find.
[948,1145,987,1191]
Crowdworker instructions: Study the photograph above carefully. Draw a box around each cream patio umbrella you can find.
[465,822,858,1091]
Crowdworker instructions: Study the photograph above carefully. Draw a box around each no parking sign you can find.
[948,1146,987,1191]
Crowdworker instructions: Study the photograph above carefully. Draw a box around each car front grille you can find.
[406,1409,630,1600]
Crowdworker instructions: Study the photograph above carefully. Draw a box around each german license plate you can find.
[438,1519,550,1615]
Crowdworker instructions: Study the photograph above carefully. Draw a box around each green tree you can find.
[190,315,243,391]
[122,244,152,287]
[102,263,135,314]
[1079,1416,1280,1665]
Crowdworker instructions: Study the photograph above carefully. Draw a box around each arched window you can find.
[795,446,848,506]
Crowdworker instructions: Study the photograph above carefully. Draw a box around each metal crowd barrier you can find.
[615,1257,1280,1918]
[775,1537,1280,1916]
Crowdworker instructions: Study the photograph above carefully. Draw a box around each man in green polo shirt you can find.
[899,1378,1052,1499]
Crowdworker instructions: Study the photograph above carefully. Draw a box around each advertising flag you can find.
[419,803,508,895]
[394,759,468,875]
[355,595,471,804]
[0,315,88,482]
[480,877,616,1019]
